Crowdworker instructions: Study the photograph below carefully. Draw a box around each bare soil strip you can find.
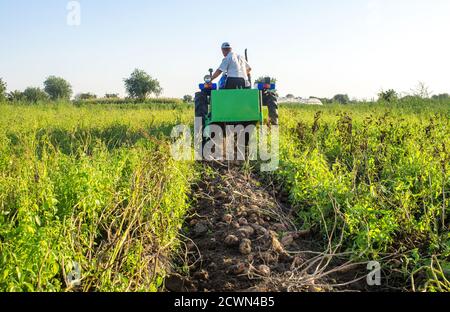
[166,163,369,292]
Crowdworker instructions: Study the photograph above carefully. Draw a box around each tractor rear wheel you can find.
[263,91,279,125]
[195,91,208,122]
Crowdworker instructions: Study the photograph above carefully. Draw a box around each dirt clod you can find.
[165,274,197,292]
[194,222,208,236]
[193,270,209,281]
[170,163,365,293]
[281,235,295,248]
[228,263,246,276]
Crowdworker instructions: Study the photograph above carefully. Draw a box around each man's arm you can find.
[211,69,223,82]
[212,56,229,81]
[246,61,252,85]
[245,61,252,76]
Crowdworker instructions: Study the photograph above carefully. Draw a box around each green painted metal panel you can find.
[209,89,262,123]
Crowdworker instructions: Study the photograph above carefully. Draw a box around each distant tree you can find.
[105,93,119,99]
[7,90,24,102]
[286,94,295,99]
[183,95,193,103]
[23,87,49,103]
[411,81,431,99]
[400,95,421,102]
[75,93,97,100]
[44,76,73,100]
[333,94,350,104]
[124,69,162,100]
[431,93,449,101]
[378,89,398,102]
[255,76,277,84]
[316,97,332,104]
[0,78,6,101]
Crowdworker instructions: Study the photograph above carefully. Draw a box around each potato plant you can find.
[275,101,450,291]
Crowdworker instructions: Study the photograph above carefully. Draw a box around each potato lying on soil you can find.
[239,239,252,255]
[224,234,240,247]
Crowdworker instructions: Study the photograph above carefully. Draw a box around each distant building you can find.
[278,97,323,105]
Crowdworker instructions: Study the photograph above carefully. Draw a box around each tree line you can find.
[286,82,449,105]
[2,73,448,105]
[0,69,162,103]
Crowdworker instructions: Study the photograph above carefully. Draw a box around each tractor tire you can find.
[195,91,209,152]
[195,91,208,120]
[263,91,279,125]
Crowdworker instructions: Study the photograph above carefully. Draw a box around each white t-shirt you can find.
[218,52,251,82]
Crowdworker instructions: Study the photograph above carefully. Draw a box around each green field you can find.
[0,100,449,291]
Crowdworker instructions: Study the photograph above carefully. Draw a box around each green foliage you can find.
[432,93,449,101]
[75,93,97,100]
[333,94,350,104]
[276,100,450,291]
[73,97,182,106]
[1,98,449,292]
[317,97,332,104]
[23,87,50,103]
[105,93,119,99]
[0,78,6,101]
[255,76,277,84]
[411,81,431,99]
[44,76,73,100]
[182,95,193,103]
[124,69,162,100]
[0,103,195,292]
[378,89,398,102]
[7,90,24,102]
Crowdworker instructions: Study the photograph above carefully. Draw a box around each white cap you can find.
[221,42,232,49]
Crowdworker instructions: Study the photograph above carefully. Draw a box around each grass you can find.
[0,102,196,291]
[275,100,450,291]
[0,99,449,291]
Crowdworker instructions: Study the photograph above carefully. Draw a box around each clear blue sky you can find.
[1,0,449,99]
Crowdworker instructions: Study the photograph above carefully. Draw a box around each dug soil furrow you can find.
[166,163,368,292]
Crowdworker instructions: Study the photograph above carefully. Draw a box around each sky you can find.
[1,0,449,99]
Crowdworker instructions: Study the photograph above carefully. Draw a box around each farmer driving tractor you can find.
[210,42,252,90]
[195,42,279,128]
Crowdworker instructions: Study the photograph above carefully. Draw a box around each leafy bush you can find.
[7,90,24,102]
[124,69,162,99]
[0,78,6,101]
[255,76,277,84]
[75,93,97,100]
[73,97,183,106]
[276,101,450,291]
[432,93,449,101]
[333,94,350,104]
[0,104,195,291]
[378,89,398,102]
[23,87,50,103]
[182,95,193,103]
[44,76,73,100]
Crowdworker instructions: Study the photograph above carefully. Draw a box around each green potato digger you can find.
[194,70,279,131]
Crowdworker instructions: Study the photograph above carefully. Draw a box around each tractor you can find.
[194,69,278,160]
[194,70,278,130]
